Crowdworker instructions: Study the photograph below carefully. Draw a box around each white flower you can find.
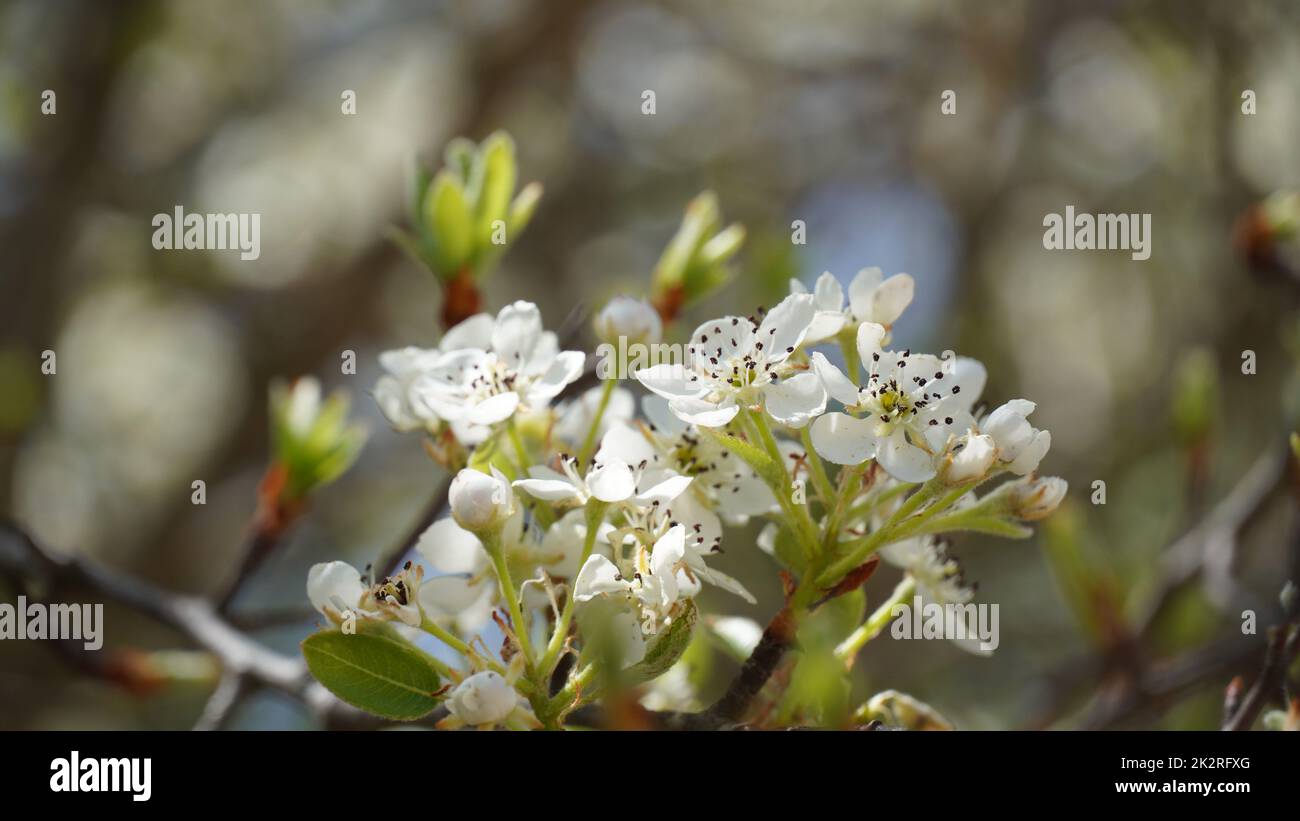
[881,537,989,656]
[574,524,692,635]
[593,296,662,345]
[513,455,639,507]
[448,466,515,532]
[413,301,585,431]
[596,396,776,522]
[634,293,824,428]
[445,671,519,726]
[374,347,444,432]
[1006,474,1068,520]
[981,399,1052,475]
[789,267,915,344]
[306,560,423,627]
[416,508,612,633]
[937,431,997,486]
[372,313,498,434]
[809,322,986,482]
[553,384,635,447]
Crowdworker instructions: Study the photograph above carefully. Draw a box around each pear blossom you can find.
[513,455,641,507]
[445,671,521,727]
[634,293,824,428]
[809,322,986,482]
[416,508,613,633]
[373,313,498,435]
[937,431,998,486]
[981,399,1052,475]
[575,524,695,636]
[881,536,990,656]
[413,301,585,432]
[1006,474,1068,520]
[448,466,515,532]
[593,296,662,345]
[789,267,915,344]
[306,560,423,627]
[596,396,776,523]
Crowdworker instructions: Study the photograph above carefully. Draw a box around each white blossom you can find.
[445,671,519,726]
[593,296,662,345]
[981,399,1052,475]
[1006,474,1068,520]
[634,293,824,428]
[448,466,515,532]
[809,322,986,482]
[413,301,584,432]
[306,560,423,627]
[789,267,914,344]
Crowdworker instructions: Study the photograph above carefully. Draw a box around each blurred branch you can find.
[1026,439,1294,729]
[0,518,379,729]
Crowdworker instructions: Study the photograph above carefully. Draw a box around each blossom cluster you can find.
[305,267,1065,729]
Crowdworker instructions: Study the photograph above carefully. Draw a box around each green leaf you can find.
[301,630,444,721]
[474,132,517,249]
[424,170,473,275]
[701,428,783,489]
[624,601,698,685]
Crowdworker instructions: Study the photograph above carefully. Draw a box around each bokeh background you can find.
[2,0,1299,730]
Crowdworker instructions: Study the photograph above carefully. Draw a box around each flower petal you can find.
[574,554,626,601]
[466,391,520,425]
[856,322,887,367]
[877,429,936,482]
[440,313,495,351]
[635,473,693,506]
[415,518,486,574]
[763,371,827,429]
[668,395,739,428]
[587,459,637,502]
[307,561,364,616]
[810,412,878,465]
[491,301,543,370]
[756,293,816,363]
[848,266,884,321]
[635,362,706,401]
[870,273,914,325]
[811,352,860,406]
[528,350,586,403]
[512,477,582,503]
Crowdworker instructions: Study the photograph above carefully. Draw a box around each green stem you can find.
[576,379,617,467]
[538,501,607,676]
[743,409,819,558]
[834,576,916,667]
[481,529,536,667]
[843,480,913,525]
[817,479,946,585]
[799,426,835,506]
[547,662,598,722]
[837,328,861,385]
[820,461,867,554]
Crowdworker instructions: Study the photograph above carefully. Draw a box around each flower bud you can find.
[1008,475,1067,520]
[446,671,518,726]
[448,467,515,533]
[593,296,662,346]
[982,399,1051,475]
[939,433,997,486]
